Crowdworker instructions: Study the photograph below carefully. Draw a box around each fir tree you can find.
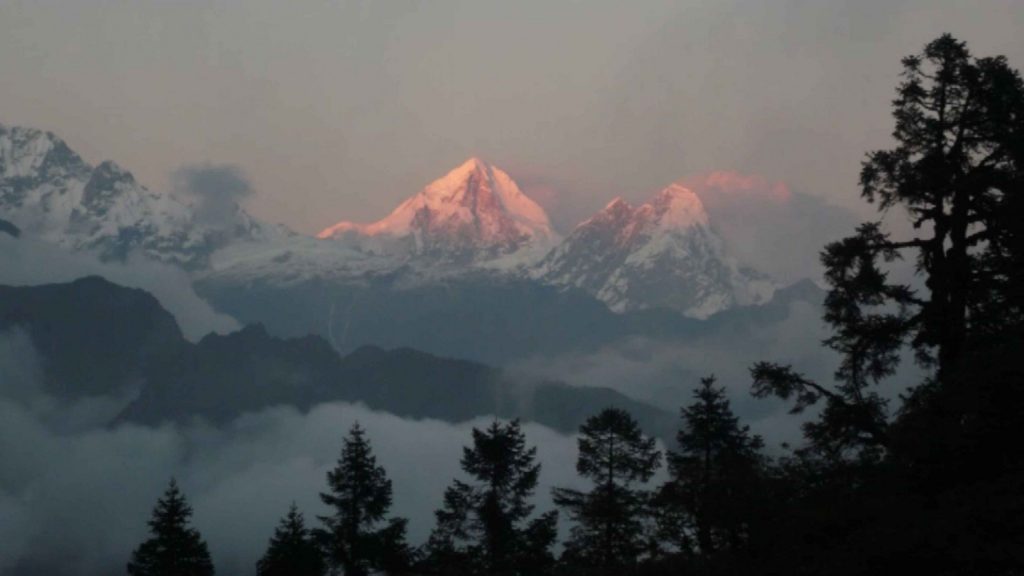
[126,478,215,576]
[741,35,1024,576]
[657,376,765,556]
[552,408,661,573]
[316,423,411,576]
[257,504,326,576]
[424,419,558,576]
[751,34,1024,463]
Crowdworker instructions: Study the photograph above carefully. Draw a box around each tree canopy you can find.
[317,423,411,576]
[553,408,661,573]
[424,419,558,576]
[257,504,326,576]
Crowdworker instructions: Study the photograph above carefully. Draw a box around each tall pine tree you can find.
[126,478,215,576]
[657,377,765,557]
[257,504,326,576]
[552,408,661,573]
[423,419,558,576]
[316,423,411,576]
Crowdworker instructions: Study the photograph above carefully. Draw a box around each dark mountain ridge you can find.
[0,276,186,397]
[1,276,677,439]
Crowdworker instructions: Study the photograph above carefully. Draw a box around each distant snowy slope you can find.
[211,158,775,317]
[0,124,270,268]
[535,184,775,317]
[3,122,777,319]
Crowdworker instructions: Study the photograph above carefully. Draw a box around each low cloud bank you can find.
[0,330,587,576]
[512,299,926,451]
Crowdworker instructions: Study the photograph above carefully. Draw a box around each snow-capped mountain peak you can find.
[644,183,709,228]
[0,123,269,268]
[4,122,774,318]
[535,182,774,318]
[317,157,559,268]
[420,156,554,235]
[593,197,634,222]
[0,126,91,188]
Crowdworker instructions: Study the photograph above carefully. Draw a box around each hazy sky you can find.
[2,0,1022,237]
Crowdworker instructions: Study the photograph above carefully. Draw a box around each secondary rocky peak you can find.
[0,125,56,175]
[81,160,137,212]
[603,196,631,209]
[596,197,634,219]
[0,124,90,187]
[536,180,772,317]
[0,123,268,269]
[645,183,709,227]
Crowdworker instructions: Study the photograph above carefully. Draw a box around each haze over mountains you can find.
[3,7,1020,574]
[0,123,777,317]
[222,155,774,318]
[0,276,677,438]
[0,122,839,412]
[0,123,860,576]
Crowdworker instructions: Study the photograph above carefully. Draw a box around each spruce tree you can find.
[316,423,411,576]
[657,377,765,556]
[126,478,215,576]
[552,408,661,573]
[257,504,326,576]
[424,419,558,576]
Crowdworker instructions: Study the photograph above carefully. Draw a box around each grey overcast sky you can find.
[2,0,1022,235]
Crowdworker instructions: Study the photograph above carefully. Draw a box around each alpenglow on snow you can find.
[1,123,774,318]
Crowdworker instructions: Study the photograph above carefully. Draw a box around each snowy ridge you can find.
[204,233,394,287]
[3,122,775,318]
[210,160,775,316]
[0,124,271,268]
[536,183,774,318]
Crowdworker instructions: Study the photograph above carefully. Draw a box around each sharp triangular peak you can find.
[454,156,490,172]
[316,157,558,258]
[427,156,492,189]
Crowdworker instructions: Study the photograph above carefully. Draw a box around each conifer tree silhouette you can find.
[126,479,214,576]
[316,423,411,576]
[657,377,764,556]
[553,408,660,573]
[257,503,326,576]
[424,419,558,576]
